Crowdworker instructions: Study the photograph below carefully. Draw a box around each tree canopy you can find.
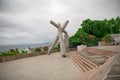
[69,16,120,47]
[81,17,120,38]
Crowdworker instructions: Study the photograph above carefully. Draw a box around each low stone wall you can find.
[0,52,47,62]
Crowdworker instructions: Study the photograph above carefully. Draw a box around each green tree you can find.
[69,28,98,47]
[69,16,120,47]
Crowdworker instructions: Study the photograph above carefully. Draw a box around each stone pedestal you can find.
[64,34,69,52]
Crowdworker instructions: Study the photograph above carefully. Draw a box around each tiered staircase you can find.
[83,48,115,58]
[69,51,98,72]
[69,47,117,80]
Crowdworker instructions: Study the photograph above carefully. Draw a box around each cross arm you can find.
[50,20,69,34]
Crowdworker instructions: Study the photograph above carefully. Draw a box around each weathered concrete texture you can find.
[64,34,69,52]
[91,45,120,52]
[47,20,69,55]
[0,52,81,80]
[94,46,120,80]
[105,76,120,80]
[58,23,66,55]
[105,53,120,80]
[78,51,107,65]
[108,64,120,75]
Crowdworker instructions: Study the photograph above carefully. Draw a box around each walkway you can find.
[0,52,81,80]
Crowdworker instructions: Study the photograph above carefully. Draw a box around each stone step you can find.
[77,51,107,65]
[85,48,115,55]
[71,53,93,70]
[83,48,115,58]
[69,51,98,72]
[74,52,98,67]
[70,54,88,72]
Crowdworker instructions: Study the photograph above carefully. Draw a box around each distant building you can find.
[25,47,32,53]
[110,34,120,45]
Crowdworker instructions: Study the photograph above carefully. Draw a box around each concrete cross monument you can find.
[47,20,69,56]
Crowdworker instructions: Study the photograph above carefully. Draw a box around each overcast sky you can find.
[0,0,120,45]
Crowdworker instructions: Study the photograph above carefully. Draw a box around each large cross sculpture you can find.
[47,20,69,56]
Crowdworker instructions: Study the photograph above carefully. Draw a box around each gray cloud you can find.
[0,0,50,13]
[0,0,120,45]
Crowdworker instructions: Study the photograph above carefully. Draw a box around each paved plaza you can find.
[0,52,81,80]
[0,46,120,80]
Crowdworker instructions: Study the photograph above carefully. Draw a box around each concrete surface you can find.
[93,45,120,80]
[0,52,81,80]
[91,45,120,52]
[78,51,107,65]
[0,46,119,80]
[105,53,120,80]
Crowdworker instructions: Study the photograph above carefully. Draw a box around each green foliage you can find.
[0,48,27,57]
[69,28,98,47]
[81,17,120,38]
[102,34,111,43]
[21,50,28,54]
[69,16,120,47]
[54,44,60,49]
[9,48,20,54]
[51,44,60,53]
[69,35,81,47]
[34,48,41,52]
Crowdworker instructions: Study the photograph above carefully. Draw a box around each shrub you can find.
[35,48,41,52]
[21,50,28,54]
[69,28,98,47]
[0,48,27,57]
[54,44,60,49]
[103,34,111,43]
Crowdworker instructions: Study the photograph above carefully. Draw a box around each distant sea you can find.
[0,43,51,52]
